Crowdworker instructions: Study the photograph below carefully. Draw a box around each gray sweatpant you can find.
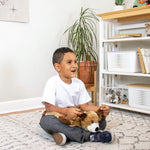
[39,114,91,143]
[39,114,106,143]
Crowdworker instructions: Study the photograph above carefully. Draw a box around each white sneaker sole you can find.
[110,133,115,143]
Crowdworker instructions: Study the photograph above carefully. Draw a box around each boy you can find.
[40,47,113,145]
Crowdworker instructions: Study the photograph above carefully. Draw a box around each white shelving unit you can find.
[97,5,150,114]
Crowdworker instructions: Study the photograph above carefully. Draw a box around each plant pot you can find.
[113,5,124,11]
[78,61,98,87]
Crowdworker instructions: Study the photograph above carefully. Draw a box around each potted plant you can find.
[114,0,124,10]
[115,0,124,5]
[64,7,99,87]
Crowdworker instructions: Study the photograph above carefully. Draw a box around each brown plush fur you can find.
[81,111,99,131]
[45,107,105,131]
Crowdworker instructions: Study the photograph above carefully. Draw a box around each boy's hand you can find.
[100,104,110,116]
[67,107,82,120]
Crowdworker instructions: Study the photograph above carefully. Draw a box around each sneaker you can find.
[90,131,114,143]
[52,132,67,146]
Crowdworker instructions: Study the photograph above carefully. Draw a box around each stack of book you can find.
[138,48,150,74]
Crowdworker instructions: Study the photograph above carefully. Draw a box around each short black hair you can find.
[52,47,74,66]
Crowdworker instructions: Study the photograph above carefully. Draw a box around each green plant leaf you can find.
[64,7,98,64]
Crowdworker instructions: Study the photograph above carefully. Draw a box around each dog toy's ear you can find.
[96,108,106,120]
[77,112,87,120]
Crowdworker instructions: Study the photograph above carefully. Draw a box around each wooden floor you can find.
[0,107,44,117]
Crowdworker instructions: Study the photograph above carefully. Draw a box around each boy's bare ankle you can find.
[52,132,67,146]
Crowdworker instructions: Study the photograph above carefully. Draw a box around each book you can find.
[109,33,142,39]
[137,48,146,74]
[116,33,142,37]
[140,48,150,74]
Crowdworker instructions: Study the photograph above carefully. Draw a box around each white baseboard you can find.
[0,97,44,114]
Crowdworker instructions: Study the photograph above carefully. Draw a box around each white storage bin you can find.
[127,84,150,110]
[107,51,141,73]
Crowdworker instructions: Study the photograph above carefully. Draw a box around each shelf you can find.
[103,37,150,43]
[97,5,150,23]
[102,102,150,114]
[98,6,150,114]
[101,71,150,77]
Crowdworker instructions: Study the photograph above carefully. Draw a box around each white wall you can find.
[0,0,113,102]
[82,0,115,13]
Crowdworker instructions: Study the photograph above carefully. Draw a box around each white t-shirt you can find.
[42,75,91,108]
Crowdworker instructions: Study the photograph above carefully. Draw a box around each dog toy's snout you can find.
[95,127,99,132]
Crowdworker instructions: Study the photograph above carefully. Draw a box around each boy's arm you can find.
[45,102,68,115]
[45,102,82,119]
[80,103,110,117]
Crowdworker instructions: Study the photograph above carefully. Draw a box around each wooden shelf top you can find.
[97,5,150,22]
[127,84,150,89]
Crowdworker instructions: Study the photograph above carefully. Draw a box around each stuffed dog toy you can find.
[45,107,105,133]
